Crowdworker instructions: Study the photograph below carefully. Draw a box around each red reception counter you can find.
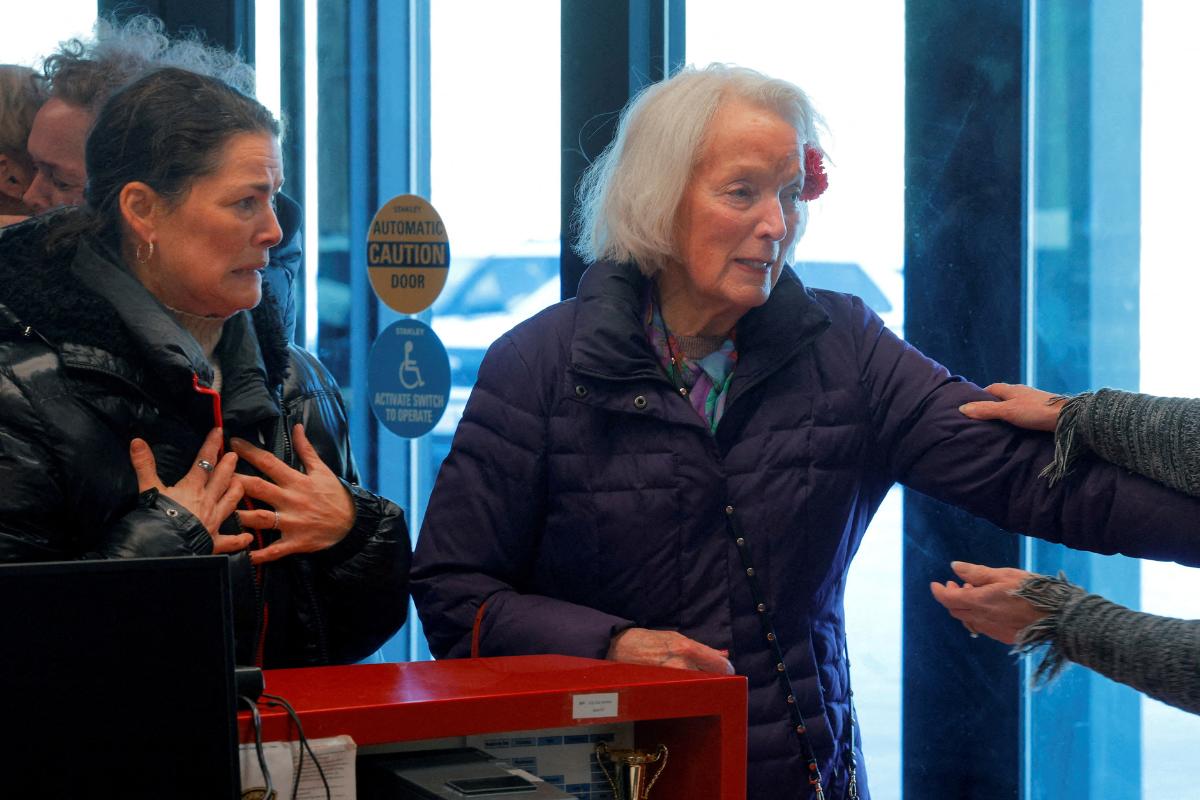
[239,654,747,798]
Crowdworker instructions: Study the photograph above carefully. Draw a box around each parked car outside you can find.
[429,245,560,465]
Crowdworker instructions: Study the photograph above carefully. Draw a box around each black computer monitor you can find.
[0,555,240,798]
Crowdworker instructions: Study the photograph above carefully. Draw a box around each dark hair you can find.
[79,67,279,244]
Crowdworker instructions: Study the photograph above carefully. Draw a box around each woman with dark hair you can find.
[933,383,1200,715]
[412,64,1200,798]
[16,14,305,341]
[0,67,410,667]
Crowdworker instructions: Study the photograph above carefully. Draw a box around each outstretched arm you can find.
[962,385,1200,497]
[932,561,1200,714]
[847,299,1200,566]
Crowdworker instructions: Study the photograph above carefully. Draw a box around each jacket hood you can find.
[0,212,291,393]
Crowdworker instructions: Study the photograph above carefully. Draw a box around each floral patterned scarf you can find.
[643,286,738,434]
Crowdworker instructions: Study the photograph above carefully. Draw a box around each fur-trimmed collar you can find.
[0,213,291,389]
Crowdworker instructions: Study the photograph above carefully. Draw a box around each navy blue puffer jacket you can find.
[413,260,1200,799]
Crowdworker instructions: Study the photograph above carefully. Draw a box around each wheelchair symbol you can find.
[399,341,425,389]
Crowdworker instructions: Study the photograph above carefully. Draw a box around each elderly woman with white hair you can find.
[412,64,1200,798]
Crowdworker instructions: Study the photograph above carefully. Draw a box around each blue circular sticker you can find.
[367,320,451,438]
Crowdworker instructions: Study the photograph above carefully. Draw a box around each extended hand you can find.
[607,628,734,674]
[129,428,253,554]
[231,424,355,565]
[929,561,1048,645]
[958,383,1065,432]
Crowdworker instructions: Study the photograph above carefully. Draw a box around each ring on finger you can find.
[272,509,280,530]
[197,459,215,473]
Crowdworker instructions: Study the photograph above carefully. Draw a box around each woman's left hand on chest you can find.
[230,424,356,564]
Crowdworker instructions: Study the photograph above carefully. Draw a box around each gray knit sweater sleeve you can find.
[1013,573,1200,714]
[1043,389,1200,496]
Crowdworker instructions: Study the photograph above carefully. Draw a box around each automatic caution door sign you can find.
[368,320,451,438]
[367,194,450,313]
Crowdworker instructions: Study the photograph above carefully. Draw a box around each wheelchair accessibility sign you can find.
[368,320,450,438]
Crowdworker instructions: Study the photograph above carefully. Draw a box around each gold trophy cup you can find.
[594,742,669,800]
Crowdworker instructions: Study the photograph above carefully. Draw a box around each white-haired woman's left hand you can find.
[230,424,356,564]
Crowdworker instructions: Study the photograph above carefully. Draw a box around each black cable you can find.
[239,695,274,800]
[257,694,304,798]
[260,692,331,800]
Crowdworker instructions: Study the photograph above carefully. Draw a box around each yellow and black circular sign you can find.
[366,194,450,314]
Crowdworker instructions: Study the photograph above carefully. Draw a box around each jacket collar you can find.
[0,213,290,423]
[217,309,284,427]
[570,260,832,393]
[70,237,217,389]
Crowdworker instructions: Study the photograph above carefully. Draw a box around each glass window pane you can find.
[1029,1,1200,795]
[428,0,561,472]
[687,3,906,797]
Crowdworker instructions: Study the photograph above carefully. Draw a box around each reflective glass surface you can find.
[427,0,562,474]
[1139,10,1200,792]
[1028,0,1200,795]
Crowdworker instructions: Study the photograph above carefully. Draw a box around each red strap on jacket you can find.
[191,373,225,454]
[470,600,490,659]
[193,372,270,666]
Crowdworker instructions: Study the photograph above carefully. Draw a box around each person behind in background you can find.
[0,65,45,223]
[411,64,1200,799]
[13,14,304,340]
[932,383,1200,715]
[0,68,409,667]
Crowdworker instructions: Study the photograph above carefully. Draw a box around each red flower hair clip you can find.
[800,145,828,202]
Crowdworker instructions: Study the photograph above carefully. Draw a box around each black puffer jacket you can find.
[0,214,410,667]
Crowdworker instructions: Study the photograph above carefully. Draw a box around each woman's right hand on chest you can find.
[129,428,253,554]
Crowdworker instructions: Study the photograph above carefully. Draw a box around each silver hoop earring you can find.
[135,241,155,265]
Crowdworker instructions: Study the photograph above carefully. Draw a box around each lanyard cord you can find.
[724,506,859,800]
